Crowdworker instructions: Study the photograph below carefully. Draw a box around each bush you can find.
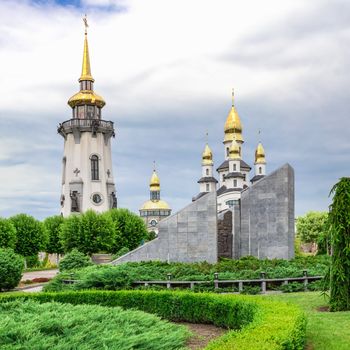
[280,282,305,293]
[26,255,40,268]
[0,300,190,350]
[0,290,306,349]
[60,211,115,255]
[0,248,24,291]
[113,246,129,259]
[0,218,16,249]
[59,249,92,272]
[43,215,64,256]
[10,214,47,259]
[105,208,148,253]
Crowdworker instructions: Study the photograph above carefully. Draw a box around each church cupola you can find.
[251,141,267,184]
[223,89,244,159]
[198,138,218,194]
[150,168,161,200]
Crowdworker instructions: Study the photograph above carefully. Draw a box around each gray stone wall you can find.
[217,210,232,259]
[239,163,295,260]
[112,191,218,264]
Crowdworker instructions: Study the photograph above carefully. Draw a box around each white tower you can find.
[198,142,218,193]
[58,18,117,217]
[251,142,267,184]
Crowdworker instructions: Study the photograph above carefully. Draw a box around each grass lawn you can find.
[266,292,350,350]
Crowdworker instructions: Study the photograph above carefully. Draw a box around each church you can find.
[193,91,267,212]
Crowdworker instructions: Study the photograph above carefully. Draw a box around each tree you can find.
[0,248,24,291]
[43,215,65,263]
[10,214,47,266]
[328,177,350,311]
[58,248,92,271]
[60,211,115,255]
[0,218,17,249]
[296,211,329,254]
[106,208,148,253]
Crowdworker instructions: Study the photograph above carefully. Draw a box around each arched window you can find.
[226,148,229,157]
[91,155,99,180]
[206,168,209,176]
[233,164,236,171]
[234,179,237,187]
[259,167,262,174]
[62,157,66,184]
[206,183,210,192]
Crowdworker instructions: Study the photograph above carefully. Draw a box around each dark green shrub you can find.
[308,280,324,291]
[280,282,304,293]
[0,248,24,291]
[26,255,40,268]
[59,249,92,272]
[105,208,148,253]
[240,285,261,295]
[0,218,16,249]
[10,214,47,260]
[113,246,129,259]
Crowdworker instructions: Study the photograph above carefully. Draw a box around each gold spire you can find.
[224,89,243,143]
[79,15,94,82]
[255,142,266,164]
[150,164,160,191]
[229,137,241,160]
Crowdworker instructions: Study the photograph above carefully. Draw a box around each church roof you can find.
[225,172,245,179]
[217,159,251,171]
[251,175,265,183]
[197,176,218,184]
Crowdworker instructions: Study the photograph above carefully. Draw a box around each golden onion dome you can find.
[224,106,243,143]
[229,138,241,160]
[140,199,170,211]
[68,90,105,108]
[150,170,160,191]
[202,143,213,165]
[255,142,266,164]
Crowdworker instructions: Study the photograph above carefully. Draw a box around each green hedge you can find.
[0,290,306,349]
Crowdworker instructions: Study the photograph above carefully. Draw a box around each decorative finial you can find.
[231,88,234,107]
[153,160,156,172]
[83,14,89,35]
[205,130,208,144]
[258,129,261,142]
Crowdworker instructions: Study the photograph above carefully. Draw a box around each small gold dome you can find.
[255,142,266,164]
[229,139,241,160]
[224,106,243,143]
[150,170,160,191]
[140,199,170,211]
[202,144,213,165]
[68,90,106,108]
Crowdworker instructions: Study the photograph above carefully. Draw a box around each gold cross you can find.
[83,14,89,34]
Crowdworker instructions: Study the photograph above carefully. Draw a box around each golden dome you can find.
[224,91,243,143]
[150,170,160,191]
[255,142,266,164]
[229,138,241,160]
[68,90,105,108]
[202,143,213,165]
[140,199,170,211]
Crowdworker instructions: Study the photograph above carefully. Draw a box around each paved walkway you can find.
[21,269,59,281]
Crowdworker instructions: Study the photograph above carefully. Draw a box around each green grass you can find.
[266,292,350,350]
[0,300,190,350]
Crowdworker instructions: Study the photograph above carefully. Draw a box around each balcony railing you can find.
[57,118,115,137]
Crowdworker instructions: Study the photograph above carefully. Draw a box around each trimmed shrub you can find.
[10,214,47,259]
[0,248,24,291]
[59,249,92,272]
[0,290,306,349]
[0,300,190,350]
[0,218,16,249]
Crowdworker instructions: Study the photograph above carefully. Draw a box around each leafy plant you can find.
[280,282,304,293]
[328,177,350,311]
[0,218,16,249]
[59,249,93,272]
[43,215,65,258]
[0,248,24,291]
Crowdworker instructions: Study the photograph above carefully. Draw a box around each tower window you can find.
[62,157,66,185]
[234,179,237,187]
[91,155,99,180]
[259,167,262,174]
[226,148,229,157]
[206,168,209,176]
[87,106,95,119]
[206,183,210,192]
[233,164,236,171]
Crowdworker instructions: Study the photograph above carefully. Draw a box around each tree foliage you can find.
[60,211,115,255]
[43,215,65,255]
[59,248,93,271]
[0,218,17,249]
[328,177,350,311]
[105,209,148,253]
[296,211,330,254]
[10,214,47,258]
[0,248,24,291]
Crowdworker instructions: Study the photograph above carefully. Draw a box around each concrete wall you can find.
[239,163,295,260]
[112,191,218,264]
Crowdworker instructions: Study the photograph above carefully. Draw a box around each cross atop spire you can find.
[231,88,235,107]
[79,14,94,82]
[83,14,89,35]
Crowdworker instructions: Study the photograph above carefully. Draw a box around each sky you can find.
[0,0,349,220]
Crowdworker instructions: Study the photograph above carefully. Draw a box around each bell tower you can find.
[58,16,117,217]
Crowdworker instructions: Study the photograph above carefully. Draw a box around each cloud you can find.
[0,0,348,219]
